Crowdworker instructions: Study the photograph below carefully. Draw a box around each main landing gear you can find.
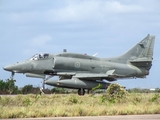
[78,88,85,96]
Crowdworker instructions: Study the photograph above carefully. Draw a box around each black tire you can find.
[78,89,85,96]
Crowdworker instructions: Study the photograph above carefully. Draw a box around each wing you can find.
[73,69,115,78]
[57,70,121,81]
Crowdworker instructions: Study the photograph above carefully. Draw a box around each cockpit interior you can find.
[30,53,49,60]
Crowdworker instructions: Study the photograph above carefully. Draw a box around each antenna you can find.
[63,49,67,52]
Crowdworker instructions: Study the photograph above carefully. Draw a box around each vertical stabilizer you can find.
[121,34,155,61]
[121,34,155,71]
[104,34,155,71]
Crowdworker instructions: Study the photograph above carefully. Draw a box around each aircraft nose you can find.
[3,62,30,73]
[3,62,24,72]
[3,65,13,71]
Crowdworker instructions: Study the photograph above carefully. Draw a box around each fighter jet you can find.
[3,34,155,95]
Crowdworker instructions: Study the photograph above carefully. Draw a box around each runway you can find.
[2,114,160,120]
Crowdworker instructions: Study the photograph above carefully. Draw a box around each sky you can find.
[0,0,160,89]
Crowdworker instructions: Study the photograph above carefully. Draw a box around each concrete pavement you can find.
[2,114,160,120]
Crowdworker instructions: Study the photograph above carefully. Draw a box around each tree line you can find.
[0,79,67,94]
[0,79,160,94]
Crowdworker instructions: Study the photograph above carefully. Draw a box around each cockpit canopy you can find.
[30,53,49,60]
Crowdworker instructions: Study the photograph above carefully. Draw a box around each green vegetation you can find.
[0,79,68,94]
[0,84,160,118]
[0,93,160,118]
[0,81,160,118]
[101,84,128,103]
[0,79,19,94]
[0,79,160,95]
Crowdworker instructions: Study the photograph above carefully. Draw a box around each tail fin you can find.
[105,34,155,70]
[121,34,155,70]
[122,34,155,61]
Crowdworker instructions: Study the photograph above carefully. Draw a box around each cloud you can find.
[45,0,146,23]
[103,1,145,13]
[23,35,52,56]
[30,35,52,47]
[5,0,149,25]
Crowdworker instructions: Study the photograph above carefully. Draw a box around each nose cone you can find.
[3,62,27,73]
[3,65,14,71]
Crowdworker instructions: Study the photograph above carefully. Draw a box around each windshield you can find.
[30,53,49,60]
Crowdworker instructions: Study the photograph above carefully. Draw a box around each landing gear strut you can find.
[40,75,54,95]
[78,88,85,96]
[10,72,15,80]
[40,78,45,95]
[87,89,92,94]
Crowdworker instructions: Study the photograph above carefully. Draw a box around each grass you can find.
[0,93,160,118]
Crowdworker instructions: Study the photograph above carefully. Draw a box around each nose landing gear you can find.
[10,72,15,80]
[40,75,54,95]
